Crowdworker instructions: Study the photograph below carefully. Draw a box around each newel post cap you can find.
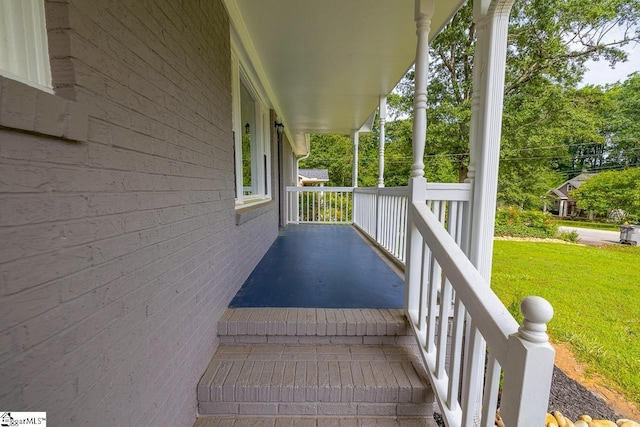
[518,296,554,343]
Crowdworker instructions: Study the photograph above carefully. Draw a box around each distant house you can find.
[547,173,596,217]
[298,168,330,186]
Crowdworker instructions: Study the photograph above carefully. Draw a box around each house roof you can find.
[567,173,596,190]
[298,169,329,181]
[548,173,597,198]
[548,189,568,199]
[223,0,466,155]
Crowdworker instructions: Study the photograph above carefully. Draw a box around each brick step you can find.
[218,308,413,345]
[197,344,433,417]
[193,415,437,426]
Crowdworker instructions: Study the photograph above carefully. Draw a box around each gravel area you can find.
[547,366,619,421]
[433,366,619,426]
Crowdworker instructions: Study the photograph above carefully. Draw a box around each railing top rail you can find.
[377,187,409,197]
[353,183,471,201]
[285,186,354,192]
[412,201,519,361]
[426,182,471,202]
[426,182,471,191]
[352,187,379,194]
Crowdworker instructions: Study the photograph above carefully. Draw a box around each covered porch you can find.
[219,0,557,425]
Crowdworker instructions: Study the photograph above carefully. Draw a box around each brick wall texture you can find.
[0,0,279,425]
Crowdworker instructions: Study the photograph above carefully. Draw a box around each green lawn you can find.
[492,241,640,406]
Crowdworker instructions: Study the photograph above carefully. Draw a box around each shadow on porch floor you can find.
[229,225,404,308]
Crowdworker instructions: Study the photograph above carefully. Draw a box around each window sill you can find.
[0,75,88,141]
[235,198,275,225]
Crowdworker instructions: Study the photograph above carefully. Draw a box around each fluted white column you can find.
[378,96,387,187]
[462,2,516,425]
[405,0,433,315]
[352,132,359,188]
[468,0,515,282]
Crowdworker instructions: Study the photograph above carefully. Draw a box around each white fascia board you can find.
[224,0,296,151]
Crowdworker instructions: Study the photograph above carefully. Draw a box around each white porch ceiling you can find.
[224,0,465,155]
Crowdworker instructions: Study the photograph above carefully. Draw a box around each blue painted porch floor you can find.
[229,225,404,308]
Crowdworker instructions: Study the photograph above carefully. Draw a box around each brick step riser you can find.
[219,335,415,346]
[198,402,434,417]
[218,308,411,339]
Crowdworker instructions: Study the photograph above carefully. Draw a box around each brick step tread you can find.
[218,308,409,337]
[194,415,437,426]
[198,345,430,407]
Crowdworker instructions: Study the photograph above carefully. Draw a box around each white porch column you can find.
[352,131,359,188]
[404,0,433,315]
[377,96,387,187]
[468,0,515,282]
[463,2,516,425]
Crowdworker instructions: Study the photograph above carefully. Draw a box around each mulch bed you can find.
[434,365,619,426]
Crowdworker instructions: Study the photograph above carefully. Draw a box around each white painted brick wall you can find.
[0,0,279,425]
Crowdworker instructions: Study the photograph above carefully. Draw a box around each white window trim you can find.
[0,0,53,93]
[231,51,272,206]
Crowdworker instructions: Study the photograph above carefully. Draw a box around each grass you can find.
[553,219,621,231]
[492,241,640,407]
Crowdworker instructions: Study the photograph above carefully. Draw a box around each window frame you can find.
[0,0,53,93]
[0,0,87,141]
[231,50,272,206]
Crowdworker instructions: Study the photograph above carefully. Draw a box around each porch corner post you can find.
[462,0,516,423]
[377,96,387,188]
[352,131,359,188]
[501,296,555,426]
[404,0,433,316]
[468,0,515,282]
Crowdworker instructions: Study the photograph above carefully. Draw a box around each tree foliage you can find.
[572,167,640,219]
[603,72,640,168]
[388,0,640,207]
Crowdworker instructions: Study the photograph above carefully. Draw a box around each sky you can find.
[580,38,639,87]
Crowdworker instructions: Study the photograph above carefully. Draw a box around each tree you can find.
[388,0,640,207]
[299,134,354,187]
[604,72,640,168]
[572,168,640,219]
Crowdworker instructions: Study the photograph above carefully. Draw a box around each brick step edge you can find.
[198,402,434,417]
[218,308,410,337]
[193,414,439,427]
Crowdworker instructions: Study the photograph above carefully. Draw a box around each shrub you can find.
[494,207,558,238]
[558,230,580,243]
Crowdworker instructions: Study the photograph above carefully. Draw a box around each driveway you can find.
[559,226,621,246]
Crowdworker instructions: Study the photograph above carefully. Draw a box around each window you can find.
[0,0,52,92]
[231,52,271,205]
[0,0,86,141]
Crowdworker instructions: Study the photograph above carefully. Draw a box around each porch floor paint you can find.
[229,225,404,308]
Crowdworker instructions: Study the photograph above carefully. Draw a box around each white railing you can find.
[405,182,555,427]
[285,186,353,224]
[353,183,471,266]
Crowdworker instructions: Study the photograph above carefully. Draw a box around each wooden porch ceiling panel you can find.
[224,0,465,155]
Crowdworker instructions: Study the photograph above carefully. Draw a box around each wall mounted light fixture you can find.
[274,120,284,135]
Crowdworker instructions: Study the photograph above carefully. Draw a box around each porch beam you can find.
[378,96,387,188]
